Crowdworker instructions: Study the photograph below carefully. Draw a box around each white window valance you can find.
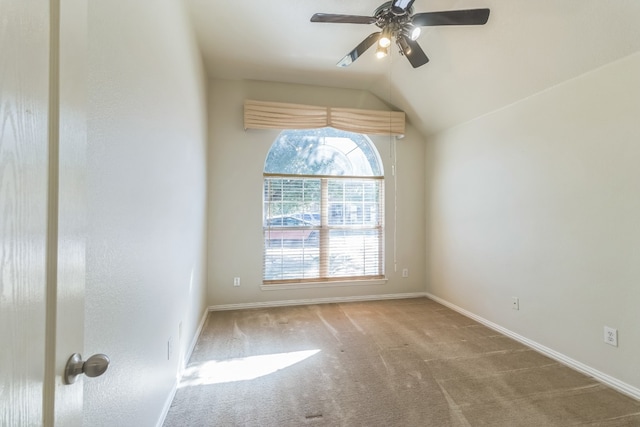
[244,100,405,136]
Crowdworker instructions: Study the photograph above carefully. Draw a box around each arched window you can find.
[263,128,384,284]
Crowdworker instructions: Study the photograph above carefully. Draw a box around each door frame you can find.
[43,0,87,425]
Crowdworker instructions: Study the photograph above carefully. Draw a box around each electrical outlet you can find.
[402,268,409,278]
[512,297,519,310]
[233,277,240,287]
[604,326,618,347]
[167,337,173,360]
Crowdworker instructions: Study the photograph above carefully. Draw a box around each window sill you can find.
[261,278,387,291]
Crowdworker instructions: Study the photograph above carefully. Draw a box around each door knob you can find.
[64,353,110,385]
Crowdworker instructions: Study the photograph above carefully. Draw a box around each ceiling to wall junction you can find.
[186,0,640,137]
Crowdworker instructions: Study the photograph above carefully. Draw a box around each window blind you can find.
[263,176,384,284]
[244,99,405,136]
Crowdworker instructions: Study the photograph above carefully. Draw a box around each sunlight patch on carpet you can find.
[179,350,321,387]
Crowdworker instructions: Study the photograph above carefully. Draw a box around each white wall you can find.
[207,79,426,306]
[85,1,207,426]
[426,52,640,392]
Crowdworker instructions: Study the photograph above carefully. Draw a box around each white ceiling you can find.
[186,0,640,137]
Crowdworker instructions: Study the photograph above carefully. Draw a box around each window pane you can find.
[263,236,319,281]
[328,229,382,278]
[327,179,382,226]
[264,178,321,221]
[264,128,383,176]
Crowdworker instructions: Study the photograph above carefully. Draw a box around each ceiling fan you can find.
[310,0,490,68]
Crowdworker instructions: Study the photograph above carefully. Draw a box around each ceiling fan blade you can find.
[401,36,429,68]
[311,13,376,24]
[337,32,380,67]
[412,9,490,26]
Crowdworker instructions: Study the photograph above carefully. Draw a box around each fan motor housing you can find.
[374,1,413,30]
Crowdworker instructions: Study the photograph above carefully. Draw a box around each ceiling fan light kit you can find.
[379,26,393,48]
[310,0,490,69]
[397,35,412,56]
[406,25,421,41]
[375,45,389,59]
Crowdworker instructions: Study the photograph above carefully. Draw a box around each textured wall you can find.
[207,79,426,306]
[426,52,640,392]
[85,1,208,425]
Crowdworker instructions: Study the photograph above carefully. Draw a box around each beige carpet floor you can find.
[163,298,640,426]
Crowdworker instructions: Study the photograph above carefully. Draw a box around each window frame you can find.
[262,129,386,287]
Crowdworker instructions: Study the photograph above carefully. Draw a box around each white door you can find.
[0,0,51,424]
[1,0,88,425]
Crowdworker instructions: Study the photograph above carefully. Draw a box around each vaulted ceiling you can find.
[186,0,640,137]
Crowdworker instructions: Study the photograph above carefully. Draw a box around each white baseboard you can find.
[425,292,640,401]
[156,307,210,427]
[156,381,177,427]
[184,308,209,368]
[209,292,428,311]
